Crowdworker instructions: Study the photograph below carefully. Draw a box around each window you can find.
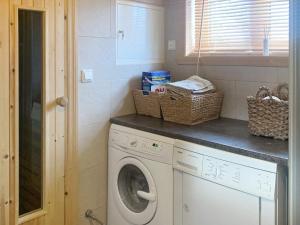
[186,0,289,57]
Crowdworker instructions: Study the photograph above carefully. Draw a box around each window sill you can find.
[176,55,289,67]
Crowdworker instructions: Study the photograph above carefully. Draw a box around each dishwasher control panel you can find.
[173,148,277,200]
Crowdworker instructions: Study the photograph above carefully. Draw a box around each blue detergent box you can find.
[142,70,171,93]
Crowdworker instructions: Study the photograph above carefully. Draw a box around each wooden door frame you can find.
[3,0,78,224]
[289,1,300,224]
[0,0,11,225]
[64,0,78,225]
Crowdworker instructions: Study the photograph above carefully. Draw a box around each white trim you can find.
[117,0,164,10]
[289,0,300,224]
[117,59,165,65]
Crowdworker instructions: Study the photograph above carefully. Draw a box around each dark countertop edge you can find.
[110,117,288,167]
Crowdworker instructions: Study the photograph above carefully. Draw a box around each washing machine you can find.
[107,124,174,225]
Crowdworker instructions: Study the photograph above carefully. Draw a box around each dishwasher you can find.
[173,140,287,225]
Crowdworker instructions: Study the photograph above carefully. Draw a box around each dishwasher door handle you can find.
[137,191,156,202]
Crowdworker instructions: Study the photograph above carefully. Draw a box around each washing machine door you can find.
[113,157,157,225]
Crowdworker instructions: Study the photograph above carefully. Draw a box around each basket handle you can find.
[256,86,273,101]
[276,83,288,100]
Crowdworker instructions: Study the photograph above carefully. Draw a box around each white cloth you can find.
[167,75,215,94]
[263,96,281,102]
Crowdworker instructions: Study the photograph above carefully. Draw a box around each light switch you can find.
[80,69,94,83]
[168,40,176,50]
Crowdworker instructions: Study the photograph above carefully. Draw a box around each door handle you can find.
[118,30,125,39]
[56,96,69,107]
[137,191,156,202]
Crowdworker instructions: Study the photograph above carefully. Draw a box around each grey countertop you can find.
[110,114,288,166]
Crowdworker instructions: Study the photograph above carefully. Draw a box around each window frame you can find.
[177,0,289,67]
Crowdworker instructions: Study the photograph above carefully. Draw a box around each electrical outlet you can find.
[80,69,94,83]
[168,40,176,50]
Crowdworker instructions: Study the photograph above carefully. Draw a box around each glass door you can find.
[12,3,67,225]
[18,9,44,216]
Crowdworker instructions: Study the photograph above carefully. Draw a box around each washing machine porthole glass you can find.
[118,164,150,213]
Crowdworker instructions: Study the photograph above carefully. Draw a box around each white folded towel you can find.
[263,96,281,102]
[166,75,215,94]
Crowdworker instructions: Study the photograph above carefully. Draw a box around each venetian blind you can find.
[187,0,289,56]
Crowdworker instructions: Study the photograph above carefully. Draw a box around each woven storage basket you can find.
[247,85,289,140]
[160,90,224,125]
[133,89,162,118]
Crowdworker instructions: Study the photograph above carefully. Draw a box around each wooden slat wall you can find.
[44,0,56,225]
[33,0,45,8]
[19,216,45,225]
[44,1,57,225]
[0,0,10,225]
[64,0,77,224]
[64,0,78,225]
[21,0,34,7]
[9,0,21,225]
[54,0,66,224]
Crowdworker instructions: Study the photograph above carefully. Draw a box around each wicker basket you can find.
[132,90,162,118]
[247,85,289,140]
[160,90,224,125]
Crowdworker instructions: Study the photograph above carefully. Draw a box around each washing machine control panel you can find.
[110,130,173,164]
[173,148,277,200]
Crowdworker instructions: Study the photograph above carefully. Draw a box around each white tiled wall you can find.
[77,0,164,224]
[165,57,289,120]
[164,0,289,121]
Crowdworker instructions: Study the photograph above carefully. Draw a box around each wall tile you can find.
[78,82,111,126]
[213,80,237,119]
[79,165,107,216]
[113,64,141,81]
[277,68,289,84]
[78,122,109,172]
[78,206,107,225]
[78,36,116,75]
[204,66,278,83]
[139,63,164,73]
[78,0,112,37]
[110,79,140,117]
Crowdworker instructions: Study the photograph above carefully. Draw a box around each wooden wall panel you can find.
[21,0,34,7]
[0,0,10,225]
[43,1,57,225]
[33,0,45,8]
[54,0,66,224]
[19,216,45,225]
[9,1,21,224]
[10,1,23,224]
[64,0,78,225]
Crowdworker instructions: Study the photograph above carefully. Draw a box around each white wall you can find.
[77,0,163,224]
[164,0,289,121]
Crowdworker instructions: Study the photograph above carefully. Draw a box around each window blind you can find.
[186,0,289,56]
